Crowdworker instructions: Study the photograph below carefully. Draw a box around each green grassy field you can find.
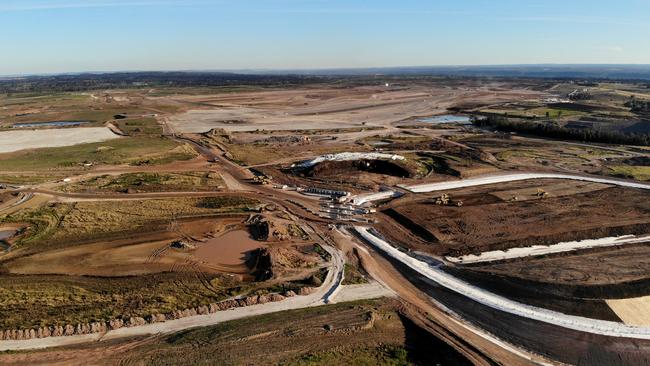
[0,136,197,172]
[60,172,224,193]
[1,196,258,251]
[114,117,161,135]
[607,165,650,181]
[0,272,243,330]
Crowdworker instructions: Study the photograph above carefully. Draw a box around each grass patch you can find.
[1,197,259,251]
[0,272,244,330]
[312,243,332,262]
[60,172,224,193]
[607,165,650,181]
[114,117,162,136]
[196,196,258,209]
[287,344,412,366]
[0,136,197,172]
[343,263,369,285]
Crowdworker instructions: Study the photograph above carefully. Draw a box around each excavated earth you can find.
[376,185,650,257]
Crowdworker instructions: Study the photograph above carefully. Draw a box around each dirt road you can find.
[401,172,650,193]
[354,226,650,340]
[332,228,552,366]
[0,242,345,352]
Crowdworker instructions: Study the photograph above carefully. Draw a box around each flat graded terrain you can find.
[608,296,650,326]
[377,181,650,256]
[167,85,542,133]
[0,127,120,153]
[466,244,650,286]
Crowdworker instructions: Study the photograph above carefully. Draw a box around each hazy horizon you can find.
[3,0,650,75]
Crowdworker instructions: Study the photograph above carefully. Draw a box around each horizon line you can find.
[4,63,650,79]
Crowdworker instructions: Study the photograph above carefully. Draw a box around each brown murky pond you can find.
[194,230,264,266]
[0,228,18,251]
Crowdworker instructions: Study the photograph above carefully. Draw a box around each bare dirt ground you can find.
[167,85,543,133]
[467,244,650,286]
[0,127,120,153]
[377,183,650,257]
[608,296,650,326]
[3,79,649,364]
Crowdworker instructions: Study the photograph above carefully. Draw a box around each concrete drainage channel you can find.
[353,226,650,340]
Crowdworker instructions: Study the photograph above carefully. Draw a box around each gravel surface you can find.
[0,128,119,153]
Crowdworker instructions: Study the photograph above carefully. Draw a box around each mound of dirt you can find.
[247,214,304,242]
[304,159,414,178]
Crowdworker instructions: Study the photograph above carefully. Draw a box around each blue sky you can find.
[2,0,650,75]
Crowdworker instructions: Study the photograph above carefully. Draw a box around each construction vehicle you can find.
[536,188,549,199]
[252,176,272,185]
[433,193,463,207]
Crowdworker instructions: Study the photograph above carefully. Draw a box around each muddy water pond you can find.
[0,229,18,252]
[195,230,264,266]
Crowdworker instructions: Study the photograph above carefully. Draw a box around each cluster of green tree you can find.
[0,72,326,93]
[625,96,650,113]
[474,116,649,146]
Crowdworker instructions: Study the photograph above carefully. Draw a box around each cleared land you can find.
[0,128,120,153]
[379,183,650,257]
[58,171,224,193]
[608,296,650,326]
[2,77,650,364]
[467,244,650,286]
[168,86,542,133]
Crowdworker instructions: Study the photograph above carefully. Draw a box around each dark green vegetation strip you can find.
[475,115,650,145]
[0,136,196,171]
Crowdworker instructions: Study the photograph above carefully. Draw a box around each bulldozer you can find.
[536,188,549,199]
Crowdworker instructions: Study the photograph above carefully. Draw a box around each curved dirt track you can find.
[0,243,345,352]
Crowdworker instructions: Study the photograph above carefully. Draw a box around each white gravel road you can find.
[354,226,650,340]
[400,172,650,193]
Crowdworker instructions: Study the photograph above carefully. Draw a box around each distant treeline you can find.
[0,72,327,93]
[626,98,650,113]
[474,116,650,146]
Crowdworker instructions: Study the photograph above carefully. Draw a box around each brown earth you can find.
[377,185,650,257]
[466,243,650,288]
[0,299,472,366]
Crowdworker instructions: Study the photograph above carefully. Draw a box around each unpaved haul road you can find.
[354,226,650,340]
[400,172,650,193]
[446,233,650,264]
[0,243,346,352]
